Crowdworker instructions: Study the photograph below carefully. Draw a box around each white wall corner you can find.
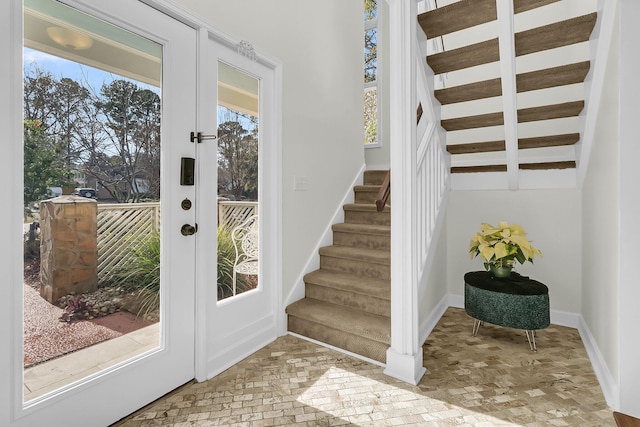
[282,164,366,311]
[549,309,581,329]
[577,316,619,410]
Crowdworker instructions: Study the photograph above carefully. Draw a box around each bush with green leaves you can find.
[112,231,160,318]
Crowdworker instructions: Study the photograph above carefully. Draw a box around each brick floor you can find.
[112,307,614,426]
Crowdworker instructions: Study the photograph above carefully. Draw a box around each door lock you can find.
[181,223,197,236]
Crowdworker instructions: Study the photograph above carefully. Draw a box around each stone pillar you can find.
[39,195,98,303]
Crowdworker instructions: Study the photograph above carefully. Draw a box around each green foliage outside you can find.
[112,232,160,318]
[23,120,73,206]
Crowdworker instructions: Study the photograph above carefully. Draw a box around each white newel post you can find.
[383,0,426,385]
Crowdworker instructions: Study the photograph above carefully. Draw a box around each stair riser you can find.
[333,231,390,251]
[344,210,390,226]
[288,316,388,363]
[305,283,390,318]
[355,191,391,205]
[320,255,390,281]
[363,170,388,186]
[354,190,377,204]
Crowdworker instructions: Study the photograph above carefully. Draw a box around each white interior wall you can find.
[173,0,365,302]
[418,224,448,339]
[446,189,582,315]
[581,0,620,406]
[618,0,640,417]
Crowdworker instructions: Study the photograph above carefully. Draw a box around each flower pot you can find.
[489,264,512,278]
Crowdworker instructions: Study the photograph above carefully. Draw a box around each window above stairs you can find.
[418,0,599,190]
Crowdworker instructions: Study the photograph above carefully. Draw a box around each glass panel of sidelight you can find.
[216,61,260,301]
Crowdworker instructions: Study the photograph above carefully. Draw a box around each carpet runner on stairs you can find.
[286,170,391,363]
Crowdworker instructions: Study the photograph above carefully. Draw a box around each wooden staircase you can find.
[418,0,597,175]
[286,170,391,363]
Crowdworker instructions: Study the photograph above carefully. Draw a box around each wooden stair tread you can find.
[448,140,505,155]
[514,0,561,14]
[435,61,590,105]
[304,270,389,301]
[515,13,597,57]
[286,299,390,344]
[452,161,576,173]
[518,100,584,122]
[426,14,596,75]
[520,161,576,170]
[443,101,583,131]
[447,133,580,154]
[442,111,503,131]
[418,0,562,39]
[319,245,390,265]
[452,164,507,173]
[517,61,590,93]
[519,133,580,149]
[427,38,499,75]
[418,0,496,39]
[332,222,390,236]
[435,78,502,105]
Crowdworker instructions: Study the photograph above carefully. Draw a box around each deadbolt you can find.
[181,198,192,210]
[181,224,197,236]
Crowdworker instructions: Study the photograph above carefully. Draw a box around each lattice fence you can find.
[97,202,160,282]
[218,201,258,228]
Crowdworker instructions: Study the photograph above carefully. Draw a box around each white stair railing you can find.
[415,9,450,283]
[384,0,449,385]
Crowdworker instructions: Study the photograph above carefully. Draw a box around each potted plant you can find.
[469,221,542,278]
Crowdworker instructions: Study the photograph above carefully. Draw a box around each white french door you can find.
[195,31,281,379]
[4,0,196,425]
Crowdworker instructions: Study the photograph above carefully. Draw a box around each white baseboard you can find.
[419,294,452,345]
[288,332,385,368]
[206,318,277,380]
[577,316,619,411]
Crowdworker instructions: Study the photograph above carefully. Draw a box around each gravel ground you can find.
[22,257,157,367]
[23,284,122,367]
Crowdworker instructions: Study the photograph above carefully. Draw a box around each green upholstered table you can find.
[464,271,550,351]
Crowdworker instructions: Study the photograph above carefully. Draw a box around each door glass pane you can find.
[217,61,259,301]
[23,0,162,402]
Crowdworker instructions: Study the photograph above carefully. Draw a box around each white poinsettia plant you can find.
[469,221,542,270]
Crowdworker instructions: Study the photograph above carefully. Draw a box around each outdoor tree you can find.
[95,80,161,202]
[217,109,258,200]
[23,120,71,206]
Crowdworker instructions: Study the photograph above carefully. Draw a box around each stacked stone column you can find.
[39,195,98,303]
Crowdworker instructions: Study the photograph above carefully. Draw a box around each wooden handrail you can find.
[375,170,390,212]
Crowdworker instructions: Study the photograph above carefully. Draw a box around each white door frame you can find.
[1,0,198,425]
[195,27,284,381]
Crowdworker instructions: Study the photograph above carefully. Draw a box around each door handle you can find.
[181,224,197,236]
